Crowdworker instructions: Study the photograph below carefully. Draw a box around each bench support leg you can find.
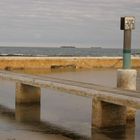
[16,83,41,104]
[117,69,137,121]
[92,98,126,128]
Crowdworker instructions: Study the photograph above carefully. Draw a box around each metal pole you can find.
[123,30,131,69]
[120,16,135,69]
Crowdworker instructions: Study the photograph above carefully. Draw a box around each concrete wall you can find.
[0,57,140,70]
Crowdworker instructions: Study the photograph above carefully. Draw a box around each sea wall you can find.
[0,57,140,70]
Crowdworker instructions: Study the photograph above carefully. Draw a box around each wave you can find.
[0,53,48,57]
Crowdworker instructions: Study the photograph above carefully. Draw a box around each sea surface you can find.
[0,69,140,140]
[0,47,139,56]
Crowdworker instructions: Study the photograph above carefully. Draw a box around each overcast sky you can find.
[0,0,140,48]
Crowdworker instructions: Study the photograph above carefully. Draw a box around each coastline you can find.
[0,56,140,70]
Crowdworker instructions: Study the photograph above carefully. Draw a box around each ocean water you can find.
[0,47,139,56]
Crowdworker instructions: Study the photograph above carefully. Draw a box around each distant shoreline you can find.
[60,46,76,48]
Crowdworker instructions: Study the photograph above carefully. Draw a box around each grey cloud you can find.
[0,0,139,48]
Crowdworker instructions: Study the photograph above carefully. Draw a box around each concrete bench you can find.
[0,70,139,128]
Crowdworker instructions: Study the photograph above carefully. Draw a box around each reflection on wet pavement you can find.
[15,104,40,122]
[0,104,136,140]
